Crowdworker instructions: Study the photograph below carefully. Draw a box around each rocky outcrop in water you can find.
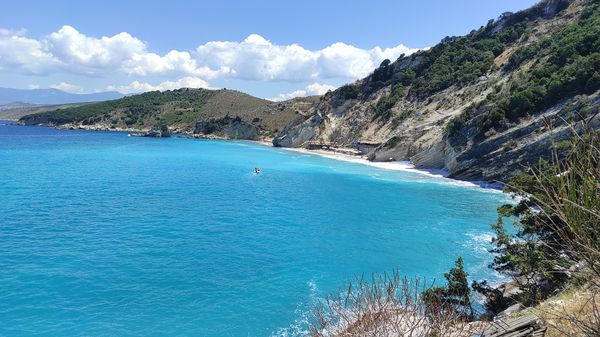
[130,125,171,138]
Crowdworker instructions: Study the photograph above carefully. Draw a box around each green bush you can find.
[423,257,474,318]
[21,88,213,126]
[475,130,600,313]
[337,84,359,100]
[448,1,600,136]
[372,84,405,121]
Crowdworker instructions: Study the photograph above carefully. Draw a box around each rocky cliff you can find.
[274,0,600,182]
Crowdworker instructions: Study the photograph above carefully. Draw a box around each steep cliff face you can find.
[275,0,600,181]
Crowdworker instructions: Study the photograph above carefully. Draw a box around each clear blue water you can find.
[0,122,509,336]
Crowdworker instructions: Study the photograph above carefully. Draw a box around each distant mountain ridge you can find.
[0,87,124,105]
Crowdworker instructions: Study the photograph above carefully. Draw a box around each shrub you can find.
[310,271,483,337]
[476,128,600,319]
[423,257,474,319]
[338,85,360,100]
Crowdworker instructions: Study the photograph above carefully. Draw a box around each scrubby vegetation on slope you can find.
[450,0,600,135]
[335,0,573,122]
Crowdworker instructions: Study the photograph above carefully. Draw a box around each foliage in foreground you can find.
[467,122,600,337]
[475,128,600,310]
[310,271,483,337]
[423,257,474,319]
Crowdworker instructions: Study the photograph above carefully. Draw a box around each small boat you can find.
[254,167,261,174]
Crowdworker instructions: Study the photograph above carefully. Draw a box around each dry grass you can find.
[309,271,486,337]
[520,124,600,336]
[530,285,600,337]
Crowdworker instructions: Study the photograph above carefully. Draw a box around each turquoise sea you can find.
[0,121,510,336]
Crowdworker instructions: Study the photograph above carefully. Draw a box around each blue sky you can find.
[0,0,538,100]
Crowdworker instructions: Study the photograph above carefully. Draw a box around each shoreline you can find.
[4,121,504,190]
[251,141,505,191]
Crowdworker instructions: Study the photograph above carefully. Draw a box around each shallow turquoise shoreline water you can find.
[0,122,509,336]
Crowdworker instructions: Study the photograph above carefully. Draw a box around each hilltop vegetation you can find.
[321,0,572,114]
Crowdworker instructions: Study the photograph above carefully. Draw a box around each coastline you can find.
[5,121,504,190]
[2,119,512,336]
[254,142,505,190]
[281,146,448,178]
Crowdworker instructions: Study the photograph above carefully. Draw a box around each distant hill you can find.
[0,87,123,105]
[0,102,92,121]
[19,88,318,140]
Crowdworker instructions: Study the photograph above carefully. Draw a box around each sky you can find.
[0,0,539,100]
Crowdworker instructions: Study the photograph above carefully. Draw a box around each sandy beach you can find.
[263,143,504,190]
[282,146,448,177]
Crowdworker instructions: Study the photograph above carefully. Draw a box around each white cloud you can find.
[196,34,320,81]
[269,82,337,101]
[196,34,419,82]
[0,25,420,85]
[27,84,40,89]
[106,76,210,94]
[46,25,146,76]
[0,29,59,73]
[50,82,84,93]
[0,28,27,37]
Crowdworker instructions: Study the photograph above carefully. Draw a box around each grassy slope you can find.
[448,0,600,137]
[322,0,587,131]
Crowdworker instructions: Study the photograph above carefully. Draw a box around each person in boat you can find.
[254,167,261,174]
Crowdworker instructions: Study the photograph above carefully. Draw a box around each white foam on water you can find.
[275,146,508,193]
[464,232,495,254]
[270,280,322,337]
[307,279,318,295]
[463,231,512,307]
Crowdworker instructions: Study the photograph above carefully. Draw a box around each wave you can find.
[463,231,511,303]
[271,279,322,337]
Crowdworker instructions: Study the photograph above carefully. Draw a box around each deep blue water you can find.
[0,122,509,336]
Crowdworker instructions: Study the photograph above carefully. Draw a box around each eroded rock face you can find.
[445,96,600,181]
[144,126,171,137]
[273,114,321,147]
[194,116,259,140]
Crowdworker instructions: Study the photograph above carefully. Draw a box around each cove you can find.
[0,123,509,336]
